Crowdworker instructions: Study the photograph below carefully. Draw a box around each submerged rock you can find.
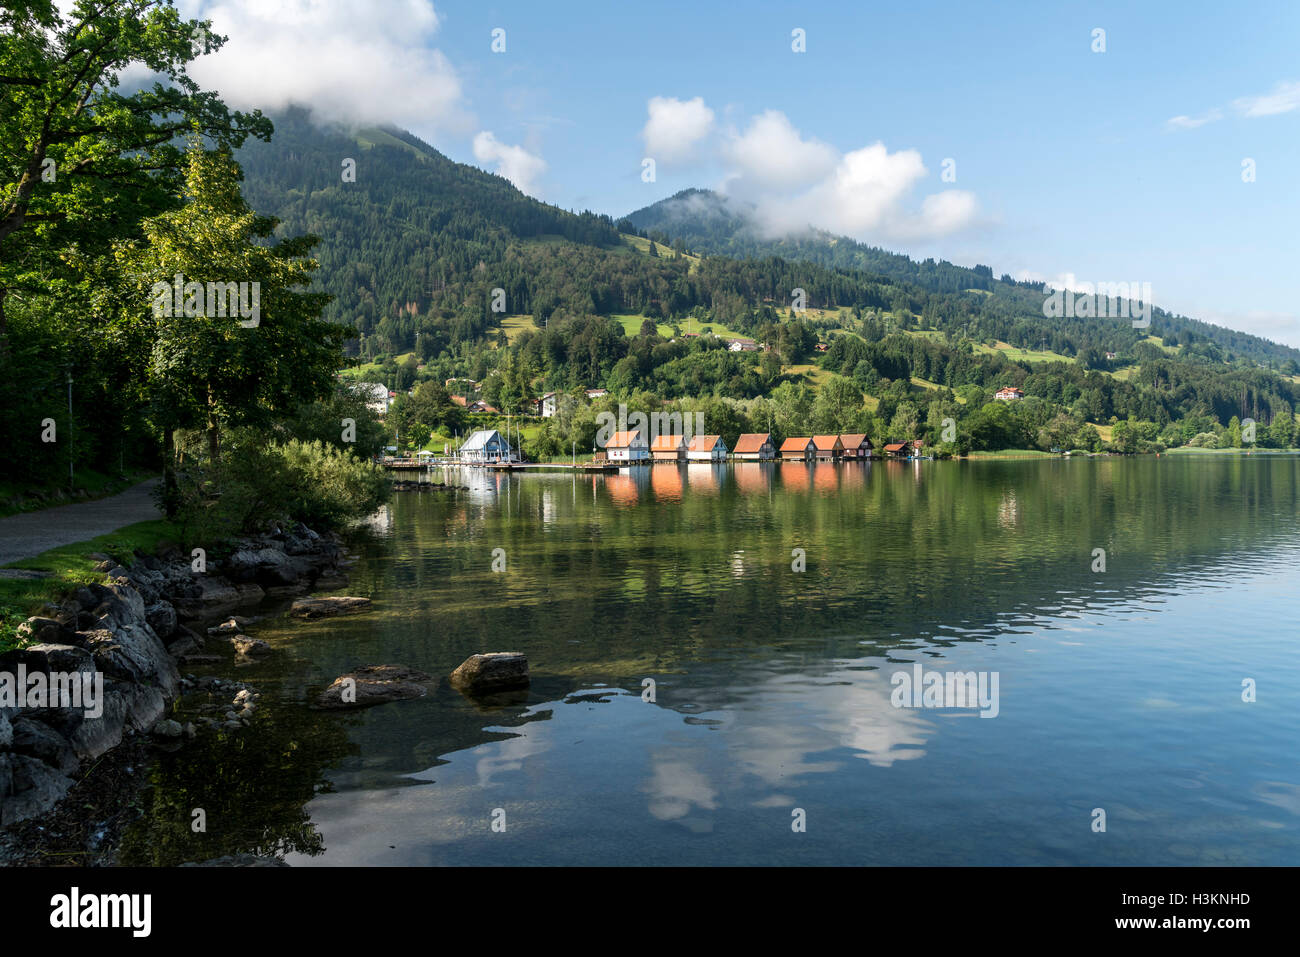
[315,665,434,710]
[290,596,371,618]
[231,635,272,658]
[449,653,530,694]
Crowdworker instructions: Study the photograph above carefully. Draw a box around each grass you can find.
[493,314,538,346]
[786,363,832,388]
[339,352,417,381]
[965,449,1058,459]
[620,233,701,270]
[0,518,180,651]
[973,339,1073,364]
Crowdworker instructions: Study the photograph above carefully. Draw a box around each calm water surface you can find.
[120,456,1300,865]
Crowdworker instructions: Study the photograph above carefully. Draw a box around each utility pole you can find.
[66,370,74,490]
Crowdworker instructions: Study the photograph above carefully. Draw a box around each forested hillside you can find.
[225,111,1300,457]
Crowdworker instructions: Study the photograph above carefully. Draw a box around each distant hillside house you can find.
[467,400,498,413]
[780,437,816,461]
[605,429,650,462]
[812,435,844,460]
[359,382,390,415]
[460,429,512,463]
[585,388,609,400]
[686,434,728,461]
[650,434,685,462]
[727,338,759,352]
[995,387,1025,401]
[733,433,776,461]
[540,392,558,418]
[839,434,873,459]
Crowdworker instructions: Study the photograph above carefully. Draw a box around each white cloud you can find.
[641,96,715,164]
[1233,80,1300,118]
[172,0,471,135]
[721,110,838,190]
[641,100,978,243]
[473,131,546,197]
[1165,108,1223,131]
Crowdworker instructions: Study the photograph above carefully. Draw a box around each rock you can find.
[315,665,434,710]
[183,722,196,739]
[0,643,96,683]
[234,582,265,604]
[9,717,80,775]
[14,617,80,646]
[144,600,178,639]
[290,596,371,619]
[231,636,271,658]
[177,654,222,666]
[82,621,180,698]
[0,710,11,750]
[65,691,128,761]
[449,653,530,694]
[166,634,203,659]
[0,753,75,826]
[117,683,167,733]
[152,718,183,738]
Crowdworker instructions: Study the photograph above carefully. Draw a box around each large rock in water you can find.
[290,596,371,619]
[449,653,529,694]
[315,665,434,710]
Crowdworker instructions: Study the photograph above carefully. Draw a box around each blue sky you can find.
[177,0,1300,346]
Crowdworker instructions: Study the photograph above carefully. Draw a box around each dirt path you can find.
[0,478,162,567]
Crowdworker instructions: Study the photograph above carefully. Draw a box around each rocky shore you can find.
[0,523,350,846]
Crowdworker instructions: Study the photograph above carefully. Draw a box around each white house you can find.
[359,382,390,415]
[686,434,728,461]
[605,429,650,463]
[541,392,559,418]
[460,429,513,463]
[585,388,609,400]
[995,387,1025,402]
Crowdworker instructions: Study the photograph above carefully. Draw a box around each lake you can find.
[119,455,1300,866]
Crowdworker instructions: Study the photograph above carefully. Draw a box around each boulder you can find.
[13,617,80,647]
[290,596,371,618]
[449,653,530,694]
[144,600,178,639]
[65,690,128,761]
[82,623,180,698]
[9,716,80,775]
[0,753,74,826]
[0,709,11,750]
[231,636,272,658]
[315,665,434,710]
[0,642,95,679]
[151,718,183,738]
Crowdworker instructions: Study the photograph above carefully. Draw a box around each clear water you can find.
[119,456,1300,866]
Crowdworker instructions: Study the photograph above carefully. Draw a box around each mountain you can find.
[625,189,1300,369]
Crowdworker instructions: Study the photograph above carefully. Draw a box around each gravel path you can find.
[0,478,162,567]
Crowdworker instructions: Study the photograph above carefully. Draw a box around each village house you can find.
[995,387,1025,401]
[540,392,558,418]
[460,429,513,464]
[780,437,816,461]
[727,338,759,352]
[686,434,728,462]
[466,400,499,414]
[838,434,873,459]
[650,434,685,462]
[359,382,390,415]
[732,433,776,461]
[585,388,609,400]
[812,435,844,461]
[605,429,650,463]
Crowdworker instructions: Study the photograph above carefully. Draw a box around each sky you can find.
[167,0,1300,347]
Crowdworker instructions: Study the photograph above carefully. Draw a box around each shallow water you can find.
[119,456,1300,865]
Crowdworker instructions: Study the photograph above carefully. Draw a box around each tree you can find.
[117,142,342,493]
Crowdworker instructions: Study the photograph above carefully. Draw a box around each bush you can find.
[168,437,389,539]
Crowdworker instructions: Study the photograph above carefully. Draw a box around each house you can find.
[812,435,844,461]
[995,387,1025,401]
[727,338,759,352]
[686,434,728,462]
[814,342,829,352]
[839,434,873,459]
[650,434,686,462]
[585,388,609,400]
[732,433,776,461]
[540,392,559,418]
[460,429,513,463]
[467,400,499,414]
[779,437,816,461]
[605,429,650,463]
[1104,351,1117,360]
[911,439,925,452]
[883,442,909,457]
[359,382,390,415]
